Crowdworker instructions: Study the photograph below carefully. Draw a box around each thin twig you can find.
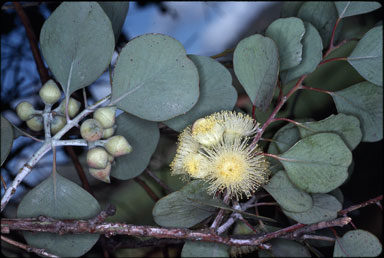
[1,175,7,190]
[134,177,160,202]
[1,235,59,258]
[210,192,231,230]
[338,195,383,216]
[145,169,173,194]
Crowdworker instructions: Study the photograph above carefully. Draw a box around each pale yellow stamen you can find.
[192,117,224,147]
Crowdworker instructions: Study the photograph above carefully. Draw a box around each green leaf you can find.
[347,25,383,86]
[281,22,323,84]
[112,34,199,121]
[17,172,101,257]
[182,241,229,258]
[98,2,129,41]
[164,55,237,131]
[281,2,304,18]
[279,133,352,193]
[1,115,14,166]
[259,239,311,257]
[233,34,279,112]
[40,2,115,96]
[263,170,313,213]
[333,229,382,257]
[152,180,216,228]
[282,193,342,224]
[331,81,383,142]
[329,188,344,205]
[111,112,159,180]
[265,17,305,71]
[297,2,339,48]
[335,2,382,19]
[298,113,362,150]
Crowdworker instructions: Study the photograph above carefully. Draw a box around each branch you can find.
[1,235,59,258]
[338,195,383,216]
[145,169,173,194]
[134,177,160,202]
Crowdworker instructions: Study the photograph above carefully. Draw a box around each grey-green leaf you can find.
[281,22,323,84]
[182,241,229,258]
[152,180,216,228]
[331,81,383,142]
[112,34,199,121]
[98,2,129,41]
[335,2,382,19]
[263,171,313,213]
[233,34,279,112]
[298,113,362,150]
[40,2,115,96]
[111,112,159,180]
[333,229,382,257]
[347,25,383,86]
[17,172,101,257]
[164,55,237,132]
[1,115,14,166]
[265,17,305,71]
[280,133,352,193]
[297,2,339,48]
[259,239,311,257]
[283,193,342,224]
[281,2,305,18]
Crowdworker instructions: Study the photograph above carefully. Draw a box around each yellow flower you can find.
[214,111,260,141]
[191,116,224,147]
[182,153,210,178]
[204,139,270,200]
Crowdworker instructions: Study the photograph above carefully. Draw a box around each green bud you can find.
[102,127,115,139]
[58,97,81,118]
[89,162,111,183]
[39,79,61,105]
[16,101,36,121]
[94,106,116,128]
[105,135,132,157]
[87,147,108,169]
[107,153,114,163]
[26,116,43,131]
[80,119,104,142]
[50,116,66,135]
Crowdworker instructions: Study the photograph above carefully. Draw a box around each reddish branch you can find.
[1,235,59,258]
[134,177,160,202]
[338,195,383,216]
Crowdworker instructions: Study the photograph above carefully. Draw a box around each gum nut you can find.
[94,106,116,128]
[59,98,81,118]
[105,135,132,157]
[80,119,104,142]
[50,116,66,135]
[39,79,61,105]
[26,116,43,131]
[87,147,109,169]
[89,162,111,183]
[102,127,115,139]
[16,101,35,121]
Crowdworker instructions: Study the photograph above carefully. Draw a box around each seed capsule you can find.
[105,135,132,157]
[39,79,61,105]
[80,119,104,142]
[16,101,36,121]
[50,116,66,135]
[94,107,116,128]
[58,97,81,118]
[26,116,43,131]
[89,162,111,183]
[87,147,109,169]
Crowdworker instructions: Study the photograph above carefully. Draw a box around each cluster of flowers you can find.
[170,111,270,200]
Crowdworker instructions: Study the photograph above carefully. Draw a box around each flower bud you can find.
[58,97,81,118]
[102,127,115,139]
[105,135,132,157]
[107,153,114,163]
[50,116,66,135]
[87,147,109,169]
[16,101,36,121]
[192,117,224,147]
[94,106,116,128]
[80,119,104,142]
[26,116,43,131]
[89,162,111,183]
[39,79,61,105]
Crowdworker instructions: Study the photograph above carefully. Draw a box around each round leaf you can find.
[98,2,129,41]
[297,2,339,48]
[347,25,383,86]
[298,113,362,150]
[1,115,14,166]
[17,172,101,257]
[164,55,237,131]
[279,133,352,193]
[233,34,279,112]
[333,229,382,257]
[263,170,313,213]
[265,17,305,71]
[111,112,160,180]
[40,2,115,96]
[182,241,229,258]
[283,193,342,224]
[112,34,199,121]
[281,22,323,84]
[152,180,216,228]
[281,2,305,18]
[331,81,383,142]
[259,239,311,257]
[335,2,382,19]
